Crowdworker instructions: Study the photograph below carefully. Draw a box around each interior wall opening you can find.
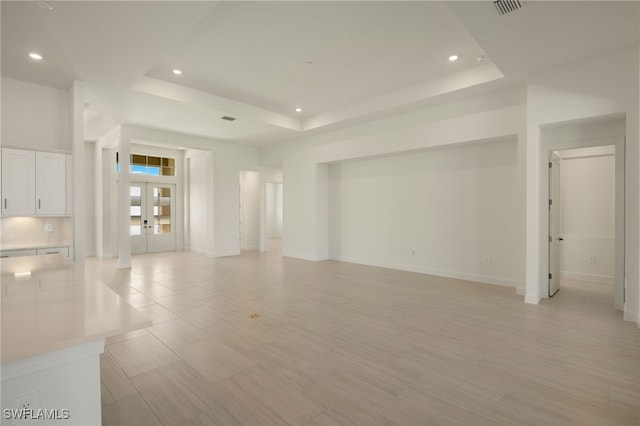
[265,182,283,253]
[539,115,625,311]
[239,170,261,252]
[548,145,616,308]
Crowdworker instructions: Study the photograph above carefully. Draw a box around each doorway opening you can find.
[239,171,261,252]
[540,116,625,311]
[548,145,616,304]
[130,183,176,254]
[265,182,283,254]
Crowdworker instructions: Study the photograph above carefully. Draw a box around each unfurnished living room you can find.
[1,1,639,425]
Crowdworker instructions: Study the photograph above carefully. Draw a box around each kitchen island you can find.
[1,254,151,425]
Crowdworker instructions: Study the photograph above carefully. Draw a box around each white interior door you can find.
[130,183,176,254]
[548,158,561,296]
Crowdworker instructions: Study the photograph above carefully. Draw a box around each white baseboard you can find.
[623,309,639,327]
[560,271,614,284]
[214,250,241,257]
[516,287,526,296]
[84,251,97,257]
[241,246,260,251]
[328,255,518,288]
[186,247,216,257]
[525,294,541,304]
[283,251,328,262]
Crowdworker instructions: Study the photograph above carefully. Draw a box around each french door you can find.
[130,183,176,254]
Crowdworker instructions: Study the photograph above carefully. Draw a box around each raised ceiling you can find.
[1,1,638,146]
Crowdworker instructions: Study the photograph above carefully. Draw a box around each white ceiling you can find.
[1,1,638,146]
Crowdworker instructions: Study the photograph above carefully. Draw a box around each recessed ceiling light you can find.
[29,52,43,61]
[172,69,182,75]
[36,1,54,11]
[476,55,487,63]
[295,108,302,113]
[303,61,315,67]
[448,54,459,62]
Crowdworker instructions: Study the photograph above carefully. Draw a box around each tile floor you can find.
[87,242,640,426]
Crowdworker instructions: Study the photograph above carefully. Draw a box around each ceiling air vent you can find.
[494,0,522,15]
[221,115,236,121]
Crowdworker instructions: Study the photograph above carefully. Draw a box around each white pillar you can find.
[71,81,85,264]
[315,163,329,260]
[524,86,541,304]
[117,129,132,269]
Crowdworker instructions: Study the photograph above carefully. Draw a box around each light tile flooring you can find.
[87,242,640,426]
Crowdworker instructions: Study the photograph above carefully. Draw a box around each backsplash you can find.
[0,217,73,249]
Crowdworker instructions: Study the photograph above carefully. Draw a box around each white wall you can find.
[265,87,526,266]
[329,139,520,287]
[1,78,70,151]
[526,48,638,322]
[240,170,261,250]
[558,148,615,283]
[265,182,283,238]
[185,150,214,255]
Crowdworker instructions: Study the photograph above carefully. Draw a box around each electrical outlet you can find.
[11,391,40,424]
[44,223,53,232]
[588,255,596,264]
[411,250,415,257]
[485,256,492,265]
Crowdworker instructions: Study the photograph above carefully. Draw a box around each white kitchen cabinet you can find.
[36,246,69,256]
[1,148,67,216]
[0,249,37,258]
[1,148,36,215]
[36,151,67,215]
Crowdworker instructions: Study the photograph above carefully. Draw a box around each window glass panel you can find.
[131,154,147,166]
[131,165,147,174]
[130,186,142,236]
[118,153,175,177]
[153,186,171,235]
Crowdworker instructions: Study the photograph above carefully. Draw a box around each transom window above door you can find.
[116,153,176,176]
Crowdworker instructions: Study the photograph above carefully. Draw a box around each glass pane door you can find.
[130,183,176,254]
[130,186,142,236]
[152,186,172,235]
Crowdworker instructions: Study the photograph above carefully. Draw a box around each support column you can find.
[117,129,131,269]
[71,81,85,264]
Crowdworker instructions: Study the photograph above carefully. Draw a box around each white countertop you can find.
[1,255,151,363]
[1,242,72,251]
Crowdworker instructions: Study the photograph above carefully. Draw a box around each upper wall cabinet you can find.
[1,148,36,215]
[36,151,67,215]
[1,148,68,216]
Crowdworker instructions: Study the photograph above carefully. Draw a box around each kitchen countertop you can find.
[1,255,151,363]
[0,242,72,251]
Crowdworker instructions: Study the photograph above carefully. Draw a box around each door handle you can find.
[559,237,564,241]
[38,199,41,209]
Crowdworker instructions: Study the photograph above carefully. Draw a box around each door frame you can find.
[130,182,176,254]
[548,155,561,297]
[539,134,625,310]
